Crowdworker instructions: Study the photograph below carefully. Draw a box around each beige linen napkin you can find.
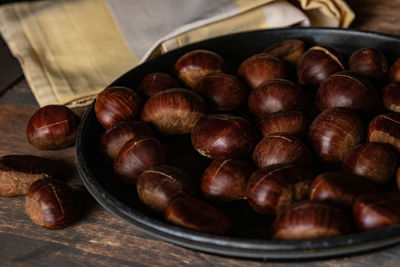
[0,0,354,107]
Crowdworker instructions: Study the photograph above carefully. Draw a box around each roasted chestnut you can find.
[342,143,398,183]
[137,165,196,212]
[164,196,232,234]
[113,136,168,183]
[201,158,253,202]
[174,49,226,88]
[389,58,400,81]
[141,88,206,135]
[354,193,400,231]
[25,178,80,229]
[191,114,259,159]
[348,47,388,80]
[248,79,306,117]
[309,172,376,206]
[252,133,312,168]
[297,45,344,87]
[271,201,352,240]
[95,86,142,129]
[263,39,305,66]
[0,155,56,197]
[247,165,313,215]
[137,72,180,98]
[316,71,379,114]
[27,105,80,150]
[308,107,364,163]
[194,73,247,111]
[382,81,400,112]
[237,54,290,89]
[255,110,308,137]
[368,112,400,153]
[99,121,154,161]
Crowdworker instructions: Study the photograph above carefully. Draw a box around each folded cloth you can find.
[0,0,354,107]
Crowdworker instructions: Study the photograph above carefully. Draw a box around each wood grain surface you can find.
[2,1,400,266]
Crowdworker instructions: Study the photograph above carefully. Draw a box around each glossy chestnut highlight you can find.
[256,110,308,137]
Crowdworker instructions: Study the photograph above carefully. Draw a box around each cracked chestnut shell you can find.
[248,79,306,117]
[99,121,154,161]
[316,71,379,114]
[164,196,232,234]
[200,158,253,202]
[354,193,400,231]
[382,81,400,112]
[308,107,364,163]
[271,201,352,240]
[95,86,142,129]
[309,172,376,207]
[263,39,305,66]
[247,165,313,215]
[27,105,80,150]
[389,58,400,81]
[348,47,388,80]
[191,114,259,159]
[137,72,180,99]
[141,88,206,135]
[0,155,56,197]
[255,110,308,137]
[174,49,226,89]
[25,178,80,229]
[368,112,400,153]
[194,73,247,111]
[113,136,168,183]
[137,165,196,212]
[252,133,312,168]
[342,143,398,183]
[297,45,344,87]
[237,53,290,89]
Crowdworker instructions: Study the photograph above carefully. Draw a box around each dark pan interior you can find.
[76,28,400,259]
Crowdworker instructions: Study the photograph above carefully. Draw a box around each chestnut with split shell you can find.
[246,164,313,215]
[271,201,352,240]
[27,105,80,150]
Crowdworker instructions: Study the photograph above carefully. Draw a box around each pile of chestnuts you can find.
[92,39,400,240]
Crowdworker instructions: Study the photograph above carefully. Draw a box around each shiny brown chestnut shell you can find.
[164,196,232,234]
[353,193,400,231]
[247,165,313,215]
[141,88,206,135]
[252,133,312,169]
[309,172,376,206]
[255,110,308,137]
[263,39,306,66]
[271,201,352,240]
[99,121,154,161]
[382,81,400,112]
[25,178,80,229]
[95,86,142,129]
[191,114,259,159]
[297,45,344,87]
[194,73,247,111]
[368,112,400,153]
[248,79,306,117]
[174,49,226,89]
[113,136,168,183]
[348,47,388,80]
[342,143,398,183]
[201,158,253,202]
[237,53,290,89]
[26,105,80,150]
[316,71,379,114]
[137,72,180,98]
[137,165,196,212]
[389,58,400,82]
[308,107,364,163]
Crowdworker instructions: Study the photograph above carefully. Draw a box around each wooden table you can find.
[1,1,400,265]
